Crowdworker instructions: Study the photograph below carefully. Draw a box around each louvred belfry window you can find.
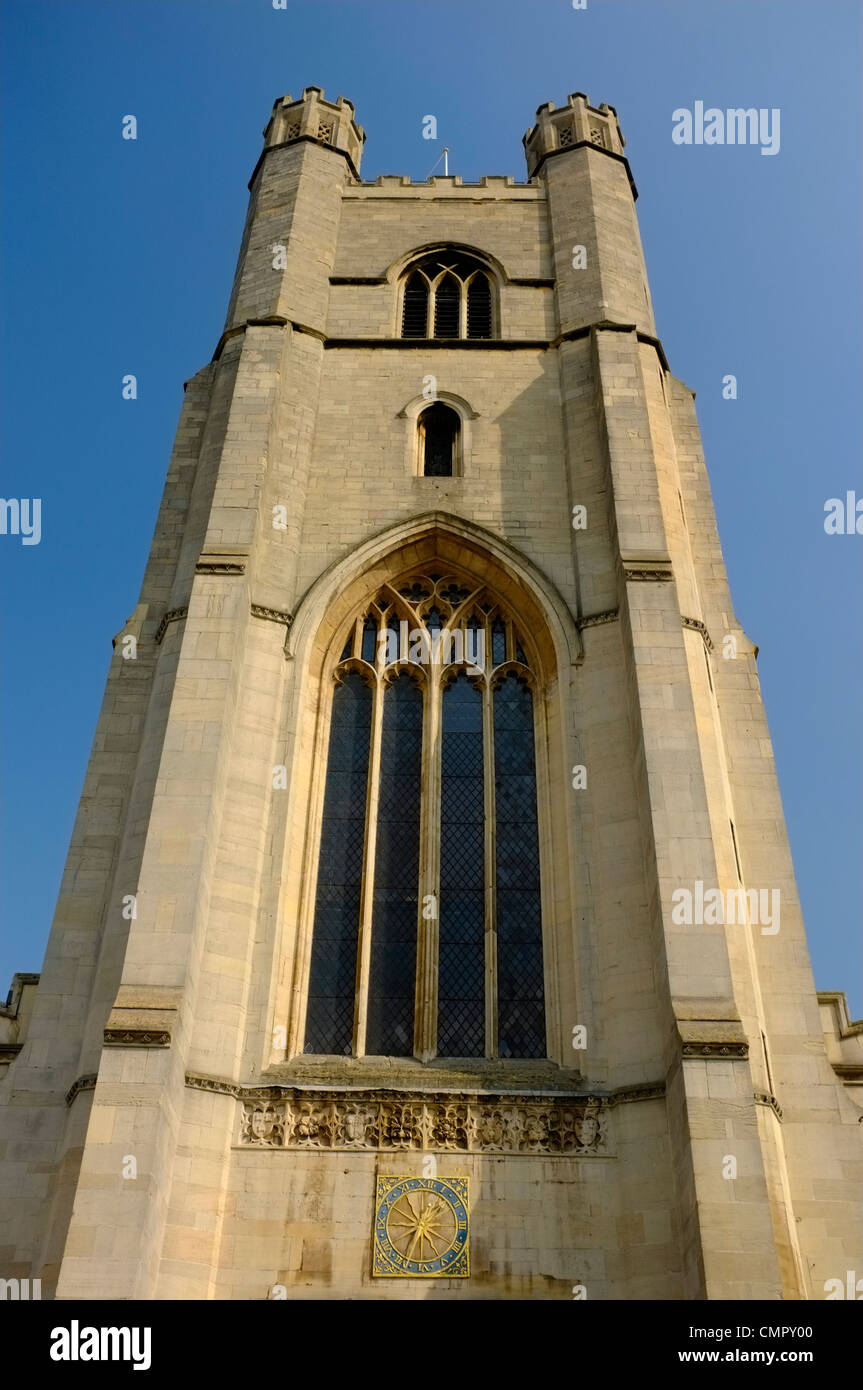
[401,271,429,338]
[304,570,546,1060]
[467,273,492,338]
[433,274,460,338]
[399,252,495,340]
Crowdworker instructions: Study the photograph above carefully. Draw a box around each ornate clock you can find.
[372,1175,470,1277]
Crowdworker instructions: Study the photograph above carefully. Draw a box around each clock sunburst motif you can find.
[373,1176,470,1277]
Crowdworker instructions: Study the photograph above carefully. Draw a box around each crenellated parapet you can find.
[261,85,365,179]
[523,91,626,179]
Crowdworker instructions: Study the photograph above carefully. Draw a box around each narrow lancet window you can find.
[438,674,485,1056]
[304,671,373,1055]
[366,675,423,1055]
[493,674,545,1058]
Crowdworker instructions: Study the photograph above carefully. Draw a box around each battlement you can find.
[258,88,625,189]
[263,85,366,178]
[343,174,540,203]
[360,175,523,189]
[523,91,625,178]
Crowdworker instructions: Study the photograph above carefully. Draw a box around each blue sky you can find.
[1,0,860,1014]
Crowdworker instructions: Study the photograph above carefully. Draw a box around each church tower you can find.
[2,88,860,1301]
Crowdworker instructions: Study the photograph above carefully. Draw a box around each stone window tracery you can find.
[303,570,546,1061]
[399,253,495,340]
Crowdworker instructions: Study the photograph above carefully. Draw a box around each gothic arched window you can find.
[419,402,460,477]
[399,252,495,340]
[303,572,547,1060]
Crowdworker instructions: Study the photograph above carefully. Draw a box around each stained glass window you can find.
[493,674,545,1058]
[304,671,372,1054]
[438,675,485,1056]
[366,675,423,1055]
[491,617,507,667]
[360,617,377,664]
[305,574,546,1063]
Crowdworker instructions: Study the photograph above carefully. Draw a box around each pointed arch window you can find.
[398,252,496,340]
[303,572,547,1060]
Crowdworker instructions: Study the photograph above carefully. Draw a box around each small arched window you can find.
[399,252,495,340]
[419,402,460,477]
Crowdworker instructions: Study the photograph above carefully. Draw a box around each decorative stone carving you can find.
[379,1103,422,1149]
[681,615,714,651]
[682,1041,748,1059]
[574,1097,602,1149]
[473,1107,509,1149]
[429,1102,469,1149]
[237,1088,610,1155]
[753,1091,783,1120]
[250,604,293,628]
[154,606,188,645]
[624,565,673,582]
[576,609,619,630]
[195,561,245,575]
[65,1073,98,1107]
[290,1102,333,1146]
[103,1028,171,1047]
[339,1106,375,1145]
[242,1102,286,1147]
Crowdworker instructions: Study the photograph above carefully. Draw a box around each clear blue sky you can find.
[1,0,860,1015]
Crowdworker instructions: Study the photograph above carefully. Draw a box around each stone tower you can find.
[2,88,860,1301]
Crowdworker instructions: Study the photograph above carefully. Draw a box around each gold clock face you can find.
[372,1176,470,1277]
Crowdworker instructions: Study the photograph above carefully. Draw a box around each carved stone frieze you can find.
[103,1028,171,1047]
[241,1102,286,1148]
[196,561,245,575]
[682,1041,748,1059]
[236,1089,611,1155]
[624,566,673,582]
